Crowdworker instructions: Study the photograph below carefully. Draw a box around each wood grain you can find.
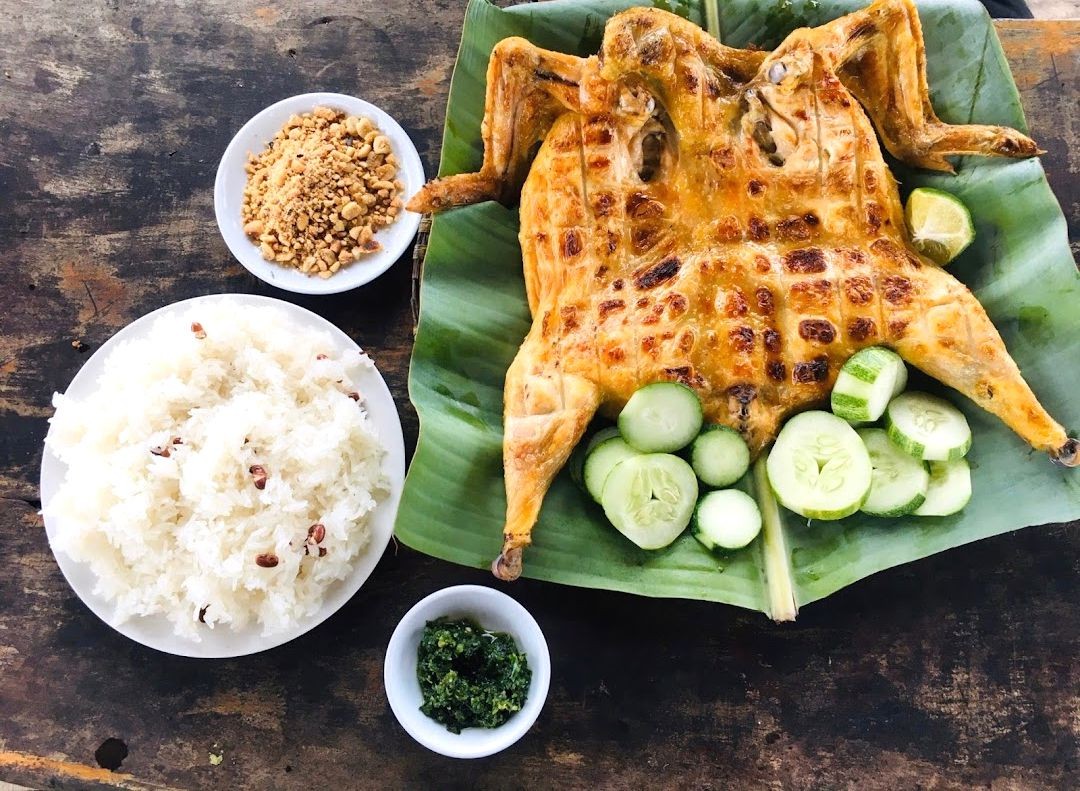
[0,4,1076,789]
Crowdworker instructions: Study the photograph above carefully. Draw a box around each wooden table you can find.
[1,4,1076,788]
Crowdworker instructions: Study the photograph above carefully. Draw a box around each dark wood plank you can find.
[0,5,1076,789]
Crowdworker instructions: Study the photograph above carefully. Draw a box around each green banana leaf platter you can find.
[395,0,1080,617]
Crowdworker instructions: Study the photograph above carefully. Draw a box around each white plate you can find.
[214,93,425,295]
[384,586,551,759]
[39,294,406,658]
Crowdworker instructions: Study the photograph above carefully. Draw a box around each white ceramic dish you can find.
[214,92,424,295]
[39,294,406,658]
[384,586,550,759]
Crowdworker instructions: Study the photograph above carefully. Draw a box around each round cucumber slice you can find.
[766,411,873,520]
[857,428,930,517]
[914,459,972,516]
[618,382,703,453]
[601,454,698,549]
[885,391,972,461]
[570,426,621,489]
[586,426,622,454]
[905,187,975,266]
[830,347,908,423]
[583,437,640,503]
[692,489,762,550]
[691,425,750,487]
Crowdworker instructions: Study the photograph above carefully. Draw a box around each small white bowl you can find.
[214,92,425,295]
[384,585,551,759]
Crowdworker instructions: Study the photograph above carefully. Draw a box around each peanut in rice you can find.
[241,106,404,279]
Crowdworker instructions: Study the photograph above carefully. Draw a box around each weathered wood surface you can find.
[0,4,1076,789]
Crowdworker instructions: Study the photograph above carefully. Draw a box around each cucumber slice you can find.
[914,459,972,516]
[857,428,930,517]
[766,411,873,520]
[584,437,640,503]
[691,425,750,487]
[830,347,908,423]
[586,426,622,454]
[601,454,698,549]
[692,489,762,551]
[618,382,703,453]
[570,426,622,489]
[905,187,975,266]
[885,391,972,461]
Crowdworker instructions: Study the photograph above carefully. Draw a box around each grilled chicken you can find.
[409,0,1077,580]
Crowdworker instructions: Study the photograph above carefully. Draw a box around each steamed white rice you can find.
[45,300,388,639]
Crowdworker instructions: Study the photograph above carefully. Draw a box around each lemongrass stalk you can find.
[753,455,798,622]
[704,0,721,41]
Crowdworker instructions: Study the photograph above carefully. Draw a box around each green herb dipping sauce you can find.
[416,617,531,734]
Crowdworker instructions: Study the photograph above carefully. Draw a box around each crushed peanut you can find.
[241,106,404,278]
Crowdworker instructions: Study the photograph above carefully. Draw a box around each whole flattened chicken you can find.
[409,0,1078,580]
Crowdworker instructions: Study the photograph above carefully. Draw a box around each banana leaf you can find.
[396,0,1080,617]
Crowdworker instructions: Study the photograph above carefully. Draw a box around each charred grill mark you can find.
[664,366,705,388]
[754,254,771,274]
[607,231,619,254]
[595,265,609,279]
[763,328,781,353]
[666,292,689,316]
[711,146,735,169]
[793,356,829,383]
[642,303,666,325]
[790,279,833,312]
[716,216,741,242]
[598,299,625,318]
[634,256,681,289]
[560,306,579,331]
[883,275,913,305]
[866,202,883,233]
[847,317,877,341]
[776,217,812,241]
[748,179,765,197]
[603,345,626,363]
[593,192,616,216]
[799,319,836,344]
[804,212,820,227]
[642,335,657,356]
[612,278,624,291]
[683,70,699,92]
[784,248,826,273]
[626,191,664,218]
[748,217,770,241]
[631,225,660,253]
[870,238,906,264]
[728,384,758,420]
[636,296,650,308]
[844,276,874,305]
[767,360,786,381]
[840,249,867,266]
[888,319,909,338]
[755,287,774,315]
[864,170,878,192]
[561,229,583,258]
[730,326,755,353]
[678,329,695,353]
[535,68,578,87]
[726,288,748,317]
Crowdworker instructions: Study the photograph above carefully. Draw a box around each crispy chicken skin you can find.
[409,0,1076,581]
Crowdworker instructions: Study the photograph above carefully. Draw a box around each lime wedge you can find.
[904,187,975,266]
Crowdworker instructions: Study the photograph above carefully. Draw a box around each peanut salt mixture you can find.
[242,106,403,278]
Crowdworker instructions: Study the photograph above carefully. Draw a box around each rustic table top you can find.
[1,3,1077,789]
